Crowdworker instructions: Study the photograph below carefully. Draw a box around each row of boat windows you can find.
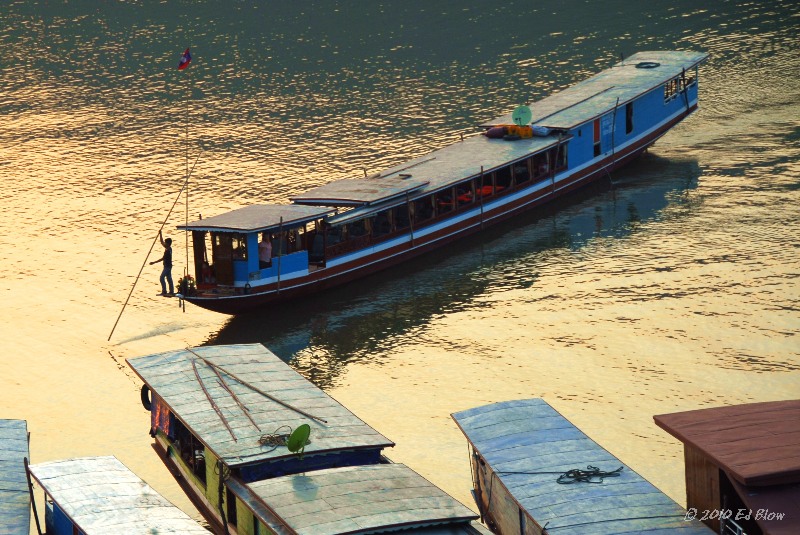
[319,145,568,260]
[197,145,568,275]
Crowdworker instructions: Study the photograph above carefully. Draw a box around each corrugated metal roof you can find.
[484,51,709,129]
[654,400,800,487]
[179,204,334,233]
[452,399,713,534]
[27,456,209,534]
[290,176,429,207]
[229,463,479,535]
[0,420,30,535]
[127,344,394,467]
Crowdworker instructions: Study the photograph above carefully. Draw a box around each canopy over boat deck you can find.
[452,398,712,534]
[484,50,709,129]
[290,176,429,207]
[0,419,30,535]
[127,344,394,469]
[227,463,489,535]
[27,456,209,534]
[179,204,335,233]
[655,400,800,534]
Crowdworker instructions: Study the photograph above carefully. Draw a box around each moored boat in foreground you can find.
[26,455,210,534]
[451,398,713,534]
[176,51,708,314]
[127,343,490,534]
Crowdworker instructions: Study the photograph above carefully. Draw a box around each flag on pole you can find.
[177,48,192,70]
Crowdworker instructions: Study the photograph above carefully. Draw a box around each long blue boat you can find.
[128,344,490,535]
[174,51,708,314]
[452,399,713,535]
[0,419,30,535]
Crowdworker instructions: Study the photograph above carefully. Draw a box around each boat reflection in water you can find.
[209,154,701,387]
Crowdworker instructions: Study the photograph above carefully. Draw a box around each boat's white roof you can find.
[0,420,30,535]
[27,456,209,534]
[127,344,394,468]
[179,204,334,233]
[290,176,429,207]
[485,50,709,129]
[228,463,481,535]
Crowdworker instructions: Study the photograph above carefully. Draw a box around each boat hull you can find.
[184,105,696,315]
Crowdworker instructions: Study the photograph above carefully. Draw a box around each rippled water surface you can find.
[2,1,799,531]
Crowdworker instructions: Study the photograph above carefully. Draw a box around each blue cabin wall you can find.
[566,69,700,172]
[238,448,383,483]
[47,502,83,535]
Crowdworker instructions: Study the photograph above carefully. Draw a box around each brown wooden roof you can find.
[654,400,800,486]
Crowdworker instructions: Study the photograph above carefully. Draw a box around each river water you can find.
[1,1,798,531]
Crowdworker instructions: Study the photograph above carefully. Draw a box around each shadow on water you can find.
[206,153,701,387]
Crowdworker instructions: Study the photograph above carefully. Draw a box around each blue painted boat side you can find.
[0,419,30,535]
[452,399,713,534]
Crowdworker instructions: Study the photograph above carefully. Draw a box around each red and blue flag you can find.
[177,48,191,70]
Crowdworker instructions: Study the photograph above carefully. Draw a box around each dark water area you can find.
[2,0,799,530]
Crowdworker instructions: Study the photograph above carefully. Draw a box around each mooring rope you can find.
[496,464,624,484]
[258,425,293,452]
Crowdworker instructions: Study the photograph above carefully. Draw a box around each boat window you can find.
[372,210,392,237]
[554,143,568,170]
[435,189,454,215]
[495,165,513,191]
[393,205,410,231]
[626,102,634,134]
[515,160,531,184]
[170,418,207,487]
[593,119,601,157]
[226,488,238,527]
[413,197,434,224]
[232,234,247,260]
[531,152,549,180]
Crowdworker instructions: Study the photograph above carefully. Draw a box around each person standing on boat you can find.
[149,231,174,296]
[259,232,272,268]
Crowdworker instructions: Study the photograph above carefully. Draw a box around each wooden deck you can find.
[227,463,491,535]
[0,419,30,535]
[452,399,713,535]
[27,455,209,534]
